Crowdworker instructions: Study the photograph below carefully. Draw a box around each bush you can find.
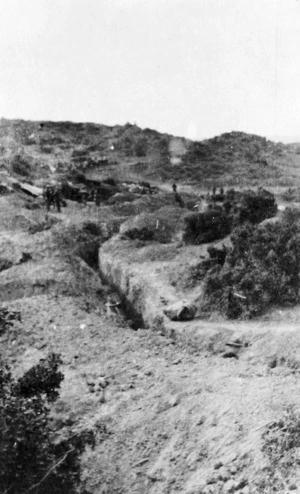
[10,152,32,177]
[183,188,277,246]
[135,137,148,157]
[230,188,277,225]
[183,209,231,245]
[203,213,300,318]
[0,307,21,335]
[0,353,85,494]
[16,353,64,402]
[258,407,300,492]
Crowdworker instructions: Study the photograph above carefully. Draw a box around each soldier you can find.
[45,185,53,212]
[53,185,62,213]
[172,183,177,193]
[95,189,101,206]
[174,192,184,208]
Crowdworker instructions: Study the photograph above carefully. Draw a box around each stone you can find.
[240,486,250,494]
[288,484,298,491]
[224,479,236,493]
[172,358,182,365]
[214,461,223,469]
[206,476,217,485]
[235,477,248,490]
[169,395,181,407]
[217,469,230,482]
[163,300,197,321]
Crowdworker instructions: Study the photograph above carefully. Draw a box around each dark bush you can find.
[203,213,300,318]
[183,209,231,244]
[122,226,154,241]
[223,188,277,226]
[102,177,116,186]
[16,353,64,402]
[0,354,86,494]
[135,137,148,157]
[0,307,21,335]
[184,188,277,246]
[10,153,31,177]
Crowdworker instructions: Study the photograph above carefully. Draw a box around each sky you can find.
[1,0,300,142]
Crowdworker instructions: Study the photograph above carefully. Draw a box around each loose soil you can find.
[2,192,300,494]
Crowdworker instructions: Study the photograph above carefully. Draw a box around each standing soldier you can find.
[172,183,177,193]
[45,185,53,212]
[53,185,62,213]
[95,188,101,206]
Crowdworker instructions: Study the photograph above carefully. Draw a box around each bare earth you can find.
[1,192,300,494]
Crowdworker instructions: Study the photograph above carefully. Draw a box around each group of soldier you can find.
[43,184,62,213]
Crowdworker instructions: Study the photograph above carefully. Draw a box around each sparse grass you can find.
[257,407,300,492]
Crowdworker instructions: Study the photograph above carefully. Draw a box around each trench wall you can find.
[98,238,170,331]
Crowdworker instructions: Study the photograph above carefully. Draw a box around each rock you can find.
[98,377,108,388]
[230,466,237,475]
[164,300,197,321]
[214,461,223,469]
[240,487,250,494]
[172,358,182,365]
[224,479,236,493]
[206,476,217,485]
[169,394,181,407]
[235,476,248,489]
[99,390,106,403]
[222,352,238,359]
[217,468,230,482]
[289,484,298,491]
[144,370,153,376]
[197,415,205,426]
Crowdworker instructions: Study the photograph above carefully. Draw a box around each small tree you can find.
[0,354,83,494]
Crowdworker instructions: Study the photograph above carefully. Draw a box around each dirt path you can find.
[1,193,300,494]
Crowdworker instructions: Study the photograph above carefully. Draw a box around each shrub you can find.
[0,354,84,494]
[16,353,64,402]
[135,137,148,157]
[203,213,300,318]
[0,307,21,335]
[10,152,32,177]
[183,209,231,245]
[223,188,277,226]
[184,188,277,246]
[257,407,300,492]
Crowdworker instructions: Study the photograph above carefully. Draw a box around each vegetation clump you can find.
[0,353,91,494]
[183,208,231,245]
[225,187,278,226]
[0,306,21,335]
[255,407,300,492]
[183,188,277,246]
[203,208,300,318]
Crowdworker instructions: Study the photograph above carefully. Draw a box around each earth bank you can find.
[2,191,300,493]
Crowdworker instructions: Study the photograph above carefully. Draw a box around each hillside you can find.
[1,118,300,187]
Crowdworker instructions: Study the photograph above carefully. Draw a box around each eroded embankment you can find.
[98,236,241,353]
[99,236,170,331]
[98,234,300,364]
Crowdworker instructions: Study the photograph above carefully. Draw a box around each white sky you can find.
[0,0,300,142]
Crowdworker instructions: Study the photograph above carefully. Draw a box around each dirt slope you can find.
[1,191,300,493]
